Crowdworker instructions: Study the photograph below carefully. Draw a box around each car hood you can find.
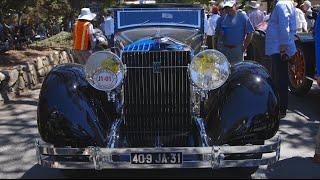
[116,27,203,52]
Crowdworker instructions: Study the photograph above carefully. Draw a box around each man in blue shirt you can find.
[265,0,297,118]
[216,0,255,64]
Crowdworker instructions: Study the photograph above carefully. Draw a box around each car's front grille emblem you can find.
[153,62,161,73]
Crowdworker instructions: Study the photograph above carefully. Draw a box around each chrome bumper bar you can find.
[35,136,281,170]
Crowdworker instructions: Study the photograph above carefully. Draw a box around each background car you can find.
[248,9,320,96]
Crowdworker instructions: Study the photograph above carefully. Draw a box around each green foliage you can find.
[30,31,72,49]
[0,0,36,16]
[35,0,72,26]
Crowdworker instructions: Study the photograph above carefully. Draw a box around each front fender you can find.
[37,64,117,147]
[206,61,280,145]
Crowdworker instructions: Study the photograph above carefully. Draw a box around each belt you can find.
[224,44,238,49]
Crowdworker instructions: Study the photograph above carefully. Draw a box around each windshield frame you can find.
[114,8,204,32]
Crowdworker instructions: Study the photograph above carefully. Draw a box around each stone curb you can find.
[0,50,75,103]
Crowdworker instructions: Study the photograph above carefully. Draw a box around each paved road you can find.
[0,84,320,179]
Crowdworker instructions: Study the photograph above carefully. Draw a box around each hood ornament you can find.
[155,29,161,38]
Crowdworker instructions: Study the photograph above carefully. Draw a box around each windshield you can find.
[116,8,202,30]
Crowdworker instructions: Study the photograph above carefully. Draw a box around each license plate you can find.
[131,152,183,164]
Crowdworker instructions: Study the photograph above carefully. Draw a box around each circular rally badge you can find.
[93,69,118,90]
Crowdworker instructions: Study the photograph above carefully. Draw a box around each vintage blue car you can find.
[35,4,280,177]
[248,9,320,96]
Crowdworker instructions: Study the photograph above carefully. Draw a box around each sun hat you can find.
[223,0,236,8]
[78,8,96,21]
[247,1,260,9]
[302,0,312,8]
[209,0,217,5]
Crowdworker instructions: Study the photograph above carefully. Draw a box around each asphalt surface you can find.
[0,83,320,179]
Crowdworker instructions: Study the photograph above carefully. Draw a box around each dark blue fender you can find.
[205,61,280,145]
[37,64,117,147]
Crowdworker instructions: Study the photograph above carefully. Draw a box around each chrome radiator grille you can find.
[122,51,192,147]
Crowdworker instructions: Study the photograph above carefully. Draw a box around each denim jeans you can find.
[206,35,213,49]
[107,34,114,48]
[220,45,244,64]
[271,54,288,114]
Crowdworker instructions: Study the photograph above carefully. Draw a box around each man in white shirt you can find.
[207,5,220,49]
[294,2,308,32]
[102,9,114,48]
[265,0,297,118]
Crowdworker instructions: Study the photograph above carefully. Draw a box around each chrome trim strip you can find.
[195,118,210,147]
[107,119,122,148]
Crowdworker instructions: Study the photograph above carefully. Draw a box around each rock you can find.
[35,57,45,70]
[48,54,56,66]
[17,74,26,90]
[18,65,29,88]
[62,51,70,64]
[0,72,6,82]
[26,63,39,88]
[42,57,50,67]
[1,69,19,87]
[38,68,46,77]
[53,51,60,64]
[66,49,75,63]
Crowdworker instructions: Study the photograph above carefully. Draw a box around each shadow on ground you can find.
[288,84,320,122]
[21,165,253,179]
[0,93,39,179]
[265,157,320,179]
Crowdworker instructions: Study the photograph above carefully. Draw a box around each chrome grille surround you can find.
[121,51,192,147]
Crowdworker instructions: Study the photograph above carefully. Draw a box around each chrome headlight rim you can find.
[85,51,125,92]
[189,49,231,91]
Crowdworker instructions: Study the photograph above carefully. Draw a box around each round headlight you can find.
[85,51,124,91]
[189,49,231,90]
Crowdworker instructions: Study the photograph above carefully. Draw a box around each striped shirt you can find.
[247,9,265,28]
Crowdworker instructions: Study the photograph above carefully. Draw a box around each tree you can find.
[0,0,36,24]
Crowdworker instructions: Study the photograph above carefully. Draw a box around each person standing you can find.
[301,0,314,32]
[102,9,114,48]
[73,8,96,64]
[246,1,265,29]
[216,0,255,64]
[207,5,220,49]
[215,3,227,51]
[265,0,297,118]
[294,2,308,32]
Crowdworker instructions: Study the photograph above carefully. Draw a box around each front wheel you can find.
[288,41,315,96]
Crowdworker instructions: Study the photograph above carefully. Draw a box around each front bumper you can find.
[35,136,280,170]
